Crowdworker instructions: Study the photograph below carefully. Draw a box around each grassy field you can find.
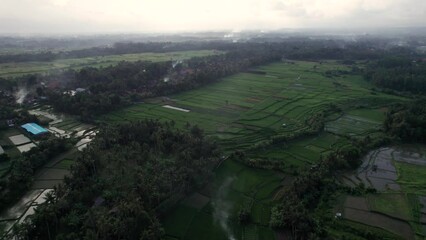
[0,50,221,78]
[395,162,426,195]
[96,60,410,239]
[328,219,405,240]
[368,193,413,221]
[100,61,403,153]
[162,159,283,240]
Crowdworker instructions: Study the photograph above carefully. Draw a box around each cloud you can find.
[0,0,424,33]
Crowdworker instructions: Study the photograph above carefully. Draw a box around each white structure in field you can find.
[162,105,190,112]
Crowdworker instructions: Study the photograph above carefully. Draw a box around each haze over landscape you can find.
[0,1,426,240]
[1,0,425,34]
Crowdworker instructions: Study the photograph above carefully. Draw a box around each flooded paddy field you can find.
[343,147,400,191]
[29,107,96,139]
[0,189,53,235]
[340,145,426,239]
[0,106,97,236]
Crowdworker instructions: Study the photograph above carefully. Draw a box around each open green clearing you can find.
[97,61,410,239]
[0,50,221,78]
[368,193,413,221]
[100,61,403,153]
[396,162,426,195]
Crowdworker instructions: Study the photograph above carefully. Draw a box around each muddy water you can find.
[344,146,426,191]
[0,108,98,235]
[342,145,426,238]
[0,190,43,221]
[343,147,399,191]
[0,190,45,235]
[393,147,426,166]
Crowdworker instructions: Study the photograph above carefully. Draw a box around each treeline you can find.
[384,99,426,143]
[365,57,426,94]
[12,120,220,239]
[1,38,412,64]
[269,135,389,239]
[0,138,71,211]
[0,94,39,130]
[42,45,282,120]
[0,41,237,63]
[34,40,401,120]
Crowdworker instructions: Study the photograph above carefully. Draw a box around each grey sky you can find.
[0,0,425,34]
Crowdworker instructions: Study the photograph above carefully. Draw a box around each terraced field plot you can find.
[0,50,221,78]
[101,61,402,153]
[325,114,382,136]
[247,132,352,171]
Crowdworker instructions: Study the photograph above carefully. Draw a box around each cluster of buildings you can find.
[0,122,49,156]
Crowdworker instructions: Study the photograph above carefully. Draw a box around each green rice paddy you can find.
[101,61,402,153]
[395,162,426,195]
[98,60,406,239]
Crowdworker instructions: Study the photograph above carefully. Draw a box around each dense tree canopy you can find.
[365,57,426,94]
[42,45,282,120]
[14,120,220,239]
[384,99,426,143]
[0,39,401,64]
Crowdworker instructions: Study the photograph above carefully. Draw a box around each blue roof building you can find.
[21,123,48,135]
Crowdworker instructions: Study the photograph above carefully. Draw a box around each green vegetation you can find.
[53,159,75,169]
[395,162,426,195]
[328,220,405,240]
[0,135,72,215]
[368,193,413,221]
[2,36,425,240]
[95,60,406,239]
[365,57,426,94]
[0,50,221,78]
[12,120,220,239]
[384,99,426,143]
[163,159,282,240]
[347,108,386,123]
[9,54,424,239]
[100,61,401,153]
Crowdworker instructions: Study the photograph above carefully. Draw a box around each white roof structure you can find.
[0,145,4,154]
[9,135,31,146]
[17,143,36,153]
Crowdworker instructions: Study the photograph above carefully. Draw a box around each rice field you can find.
[0,109,95,235]
[0,50,221,78]
[340,145,426,238]
[98,60,409,239]
[100,61,402,153]
[163,159,283,240]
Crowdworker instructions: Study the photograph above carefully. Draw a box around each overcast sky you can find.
[0,0,425,34]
